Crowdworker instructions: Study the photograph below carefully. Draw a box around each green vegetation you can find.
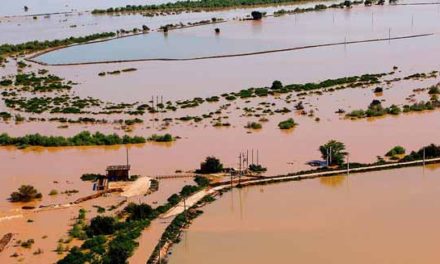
[147,133,174,142]
[9,185,42,202]
[59,177,207,264]
[278,118,296,129]
[347,95,439,119]
[194,175,211,187]
[428,85,440,95]
[88,216,117,236]
[49,189,58,196]
[92,0,320,15]
[245,121,262,129]
[319,140,347,166]
[385,146,406,157]
[10,72,73,92]
[197,156,224,174]
[0,32,116,62]
[80,173,103,182]
[69,209,88,240]
[274,0,363,16]
[0,131,146,148]
[249,164,267,173]
[148,209,203,264]
[402,144,440,162]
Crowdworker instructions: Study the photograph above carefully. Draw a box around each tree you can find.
[271,80,283,90]
[88,216,116,236]
[319,140,347,166]
[124,203,154,221]
[198,156,223,174]
[194,175,210,187]
[10,185,42,202]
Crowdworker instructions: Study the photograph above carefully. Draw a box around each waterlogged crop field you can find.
[1,0,440,263]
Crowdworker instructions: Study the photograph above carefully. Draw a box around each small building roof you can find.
[106,165,130,171]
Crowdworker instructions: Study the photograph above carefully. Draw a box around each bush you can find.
[245,122,262,129]
[57,246,92,264]
[147,134,174,142]
[194,176,210,187]
[180,185,200,197]
[278,118,296,129]
[124,203,155,221]
[10,185,42,202]
[81,236,106,255]
[385,146,406,157]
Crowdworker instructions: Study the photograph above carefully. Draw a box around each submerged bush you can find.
[278,118,296,129]
[10,185,42,202]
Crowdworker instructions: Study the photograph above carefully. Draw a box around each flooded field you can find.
[169,165,440,264]
[33,4,440,64]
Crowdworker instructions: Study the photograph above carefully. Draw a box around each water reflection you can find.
[319,175,346,188]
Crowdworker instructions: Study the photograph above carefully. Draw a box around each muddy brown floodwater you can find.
[169,165,440,264]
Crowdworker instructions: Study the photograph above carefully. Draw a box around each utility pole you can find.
[239,153,242,185]
[257,149,259,166]
[388,27,391,42]
[347,153,350,175]
[252,149,254,165]
[411,14,414,30]
[423,147,426,166]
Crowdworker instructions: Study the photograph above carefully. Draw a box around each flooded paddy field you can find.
[169,165,440,264]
